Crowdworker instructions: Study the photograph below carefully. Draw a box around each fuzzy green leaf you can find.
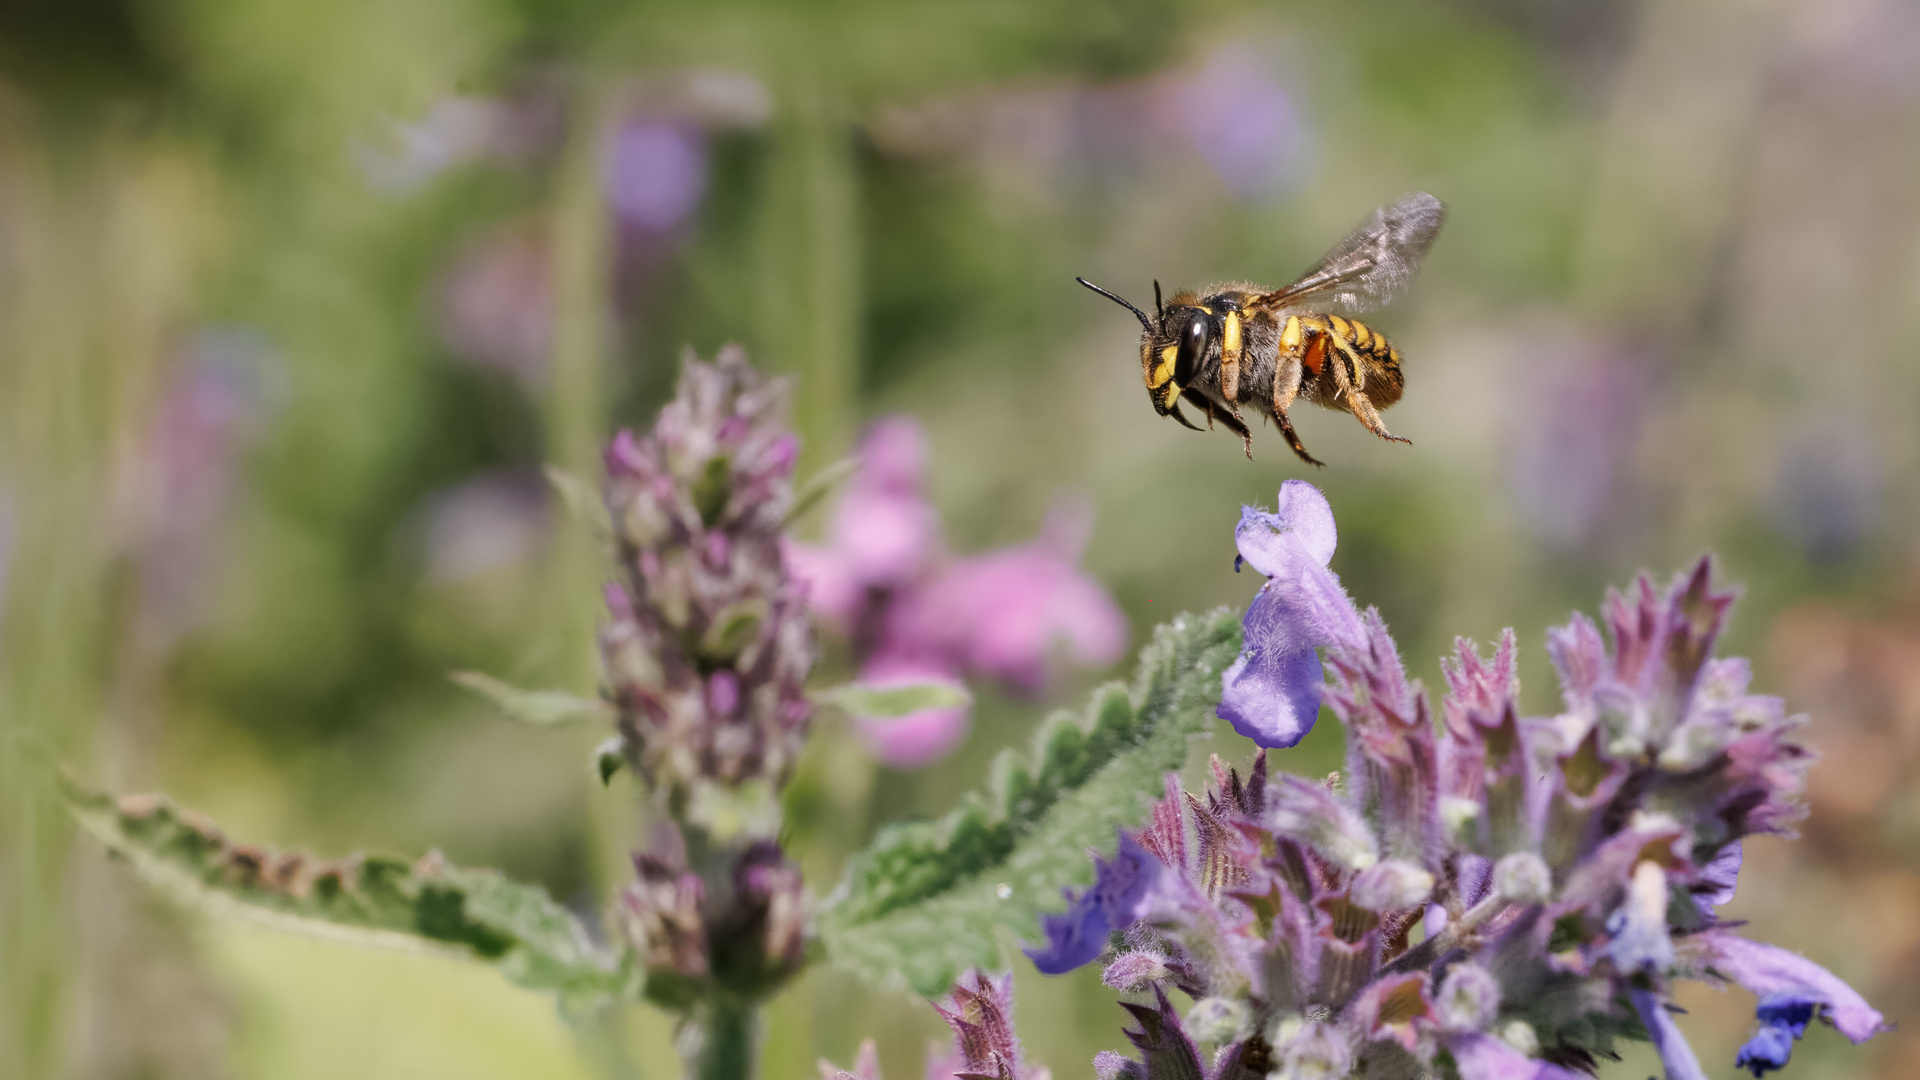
[815,679,972,719]
[451,670,614,728]
[818,608,1243,994]
[62,775,629,1010]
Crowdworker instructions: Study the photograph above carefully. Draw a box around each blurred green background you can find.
[2,0,1918,1076]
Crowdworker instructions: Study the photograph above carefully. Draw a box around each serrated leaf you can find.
[818,608,1243,994]
[452,670,614,728]
[61,775,629,1009]
[815,679,972,719]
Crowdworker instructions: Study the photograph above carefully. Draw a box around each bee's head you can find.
[1077,277,1210,430]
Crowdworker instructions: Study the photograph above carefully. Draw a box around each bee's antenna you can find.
[1153,280,1163,320]
[1075,277,1153,331]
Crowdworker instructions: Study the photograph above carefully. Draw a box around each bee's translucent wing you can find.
[1255,192,1446,316]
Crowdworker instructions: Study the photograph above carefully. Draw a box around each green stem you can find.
[691,997,760,1080]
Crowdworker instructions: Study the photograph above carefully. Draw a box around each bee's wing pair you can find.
[1253,192,1447,317]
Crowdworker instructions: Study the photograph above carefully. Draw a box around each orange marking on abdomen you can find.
[1302,334,1328,376]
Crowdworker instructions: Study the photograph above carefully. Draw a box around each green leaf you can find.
[451,670,614,728]
[786,455,860,525]
[818,608,1243,994]
[814,679,971,719]
[543,464,613,544]
[61,775,630,1010]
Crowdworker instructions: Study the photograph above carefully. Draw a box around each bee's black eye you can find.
[1174,313,1209,384]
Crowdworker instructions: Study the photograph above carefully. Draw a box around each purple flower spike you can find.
[1025,831,1163,975]
[1218,480,1364,748]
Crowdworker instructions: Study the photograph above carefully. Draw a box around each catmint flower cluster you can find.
[1017,480,1884,1079]
[600,346,813,1005]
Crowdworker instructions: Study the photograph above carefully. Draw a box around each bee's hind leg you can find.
[1328,336,1410,446]
[1275,408,1324,467]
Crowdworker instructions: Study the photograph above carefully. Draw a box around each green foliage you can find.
[814,679,972,719]
[818,608,1242,994]
[451,671,615,728]
[61,773,630,1012]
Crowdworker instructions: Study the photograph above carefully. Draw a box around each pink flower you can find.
[789,417,1127,767]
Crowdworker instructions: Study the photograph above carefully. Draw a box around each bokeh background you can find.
[2,0,1918,1076]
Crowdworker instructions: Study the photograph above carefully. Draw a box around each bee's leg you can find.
[1327,334,1410,445]
[1220,310,1244,407]
[1269,323,1322,467]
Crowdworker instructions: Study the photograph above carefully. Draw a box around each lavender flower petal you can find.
[1448,1032,1585,1080]
[1233,480,1338,575]
[1695,932,1887,1042]
[1025,832,1164,975]
[1219,481,1365,748]
[1630,989,1711,1080]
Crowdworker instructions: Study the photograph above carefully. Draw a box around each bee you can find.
[1080,192,1446,467]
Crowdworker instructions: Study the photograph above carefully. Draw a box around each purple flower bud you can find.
[935,971,1040,1080]
[1100,950,1170,992]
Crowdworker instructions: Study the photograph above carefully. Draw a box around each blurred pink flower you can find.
[788,417,1127,768]
[890,504,1126,693]
[436,220,553,384]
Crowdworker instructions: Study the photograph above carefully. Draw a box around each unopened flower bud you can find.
[1101,950,1170,993]
[1435,962,1501,1031]
[1350,859,1435,912]
[1498,1019,1540,1057]
[1494,852,1553,905]
[1273,1020,1354,1080]
[1185,997,1252,1044]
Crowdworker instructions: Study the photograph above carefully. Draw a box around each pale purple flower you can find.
[1171,45,1312,198]
[1508,348,1652,550]
[1768,417,1881,561]
[603,119,708,231]
[417,470,549,581]
[1217,480,1364,748]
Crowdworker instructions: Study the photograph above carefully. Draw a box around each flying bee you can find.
[1080,191,1446,467]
